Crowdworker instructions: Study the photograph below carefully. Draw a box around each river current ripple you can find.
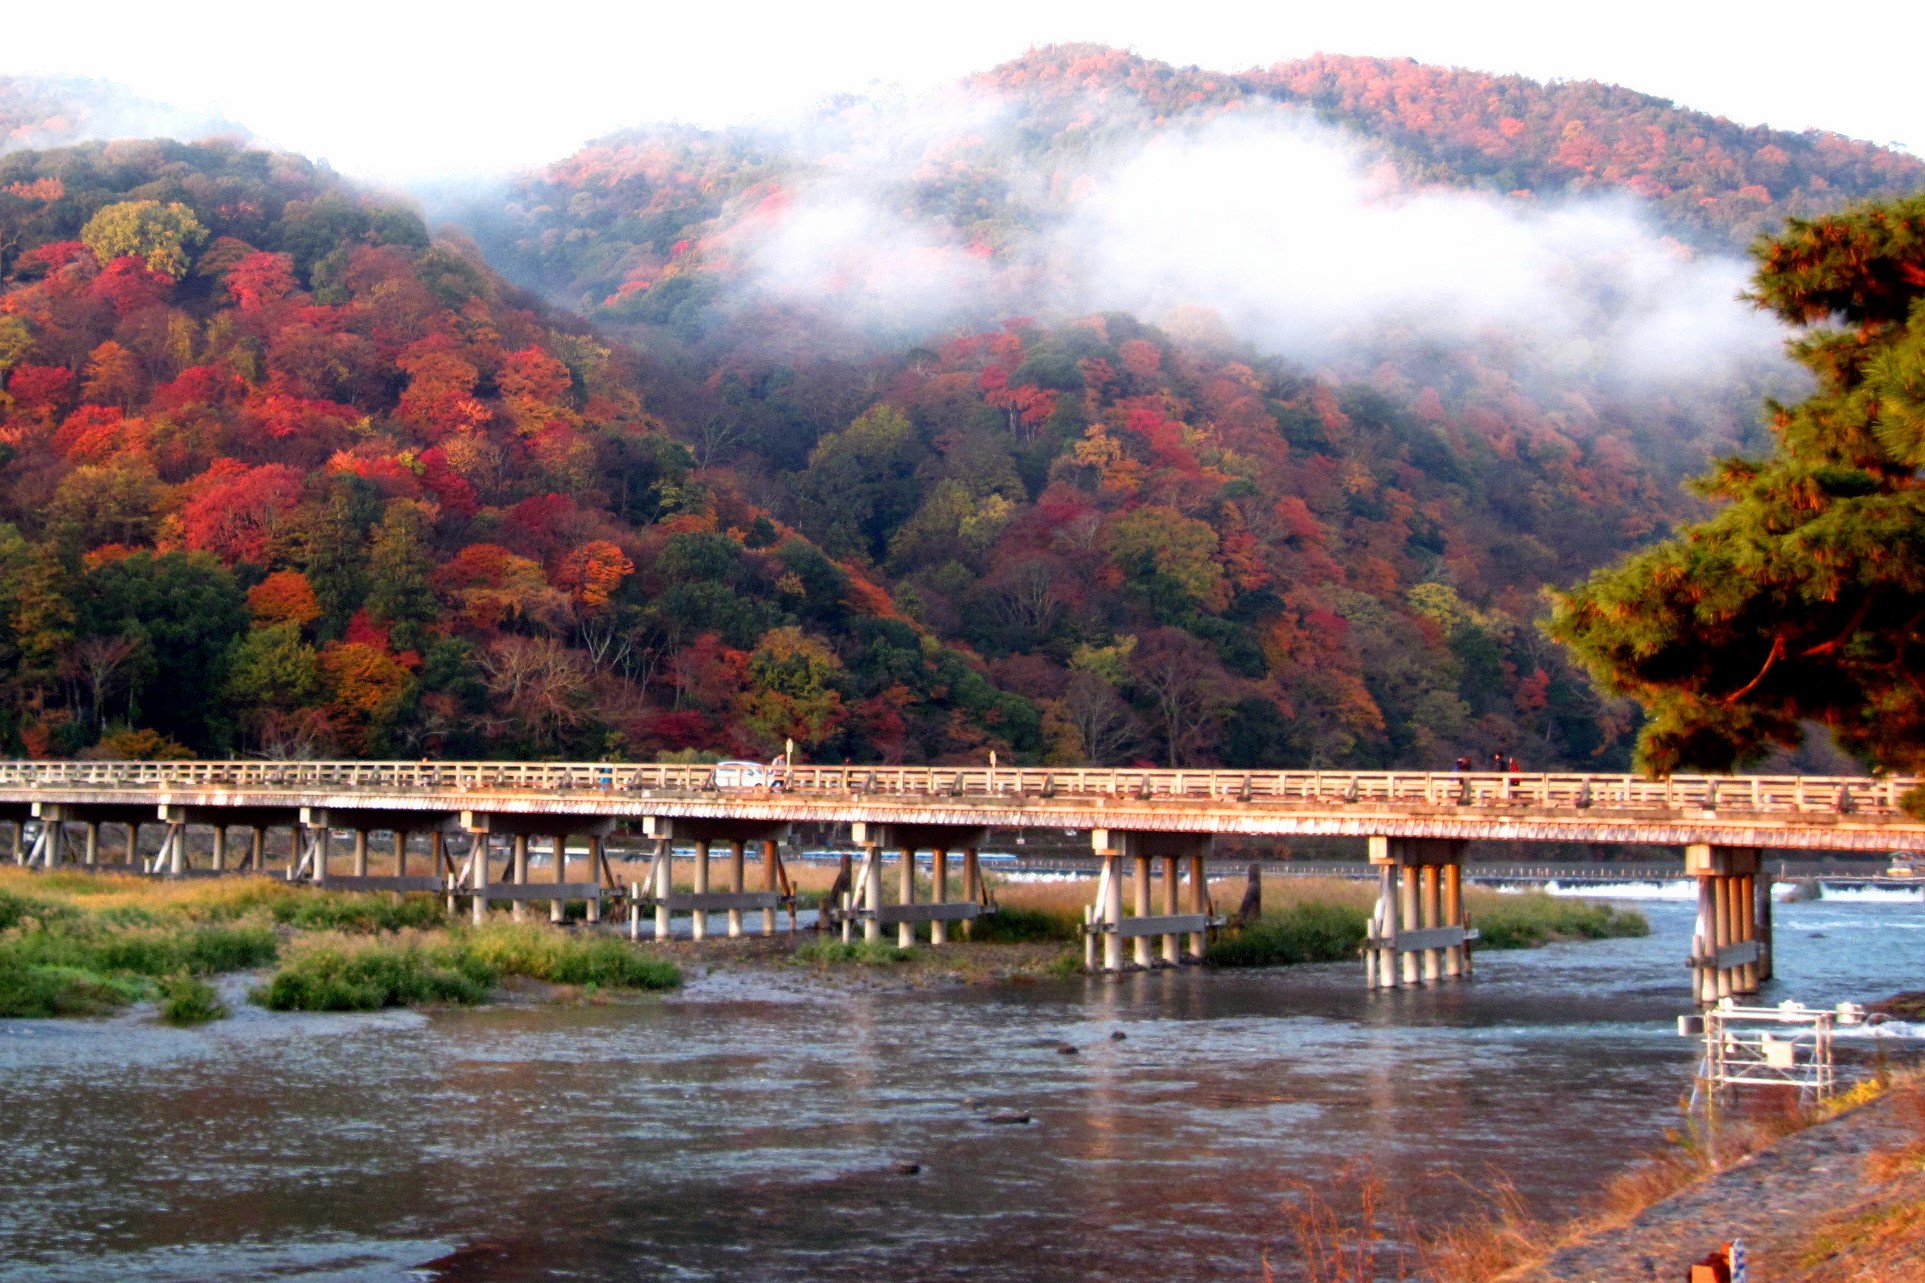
[0,894,1919,1281]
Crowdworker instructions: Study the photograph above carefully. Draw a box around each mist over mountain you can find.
[0,48,1919,772]
[1,76,245,155]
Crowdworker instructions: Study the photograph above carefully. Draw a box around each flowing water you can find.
[0,894,1919,1282]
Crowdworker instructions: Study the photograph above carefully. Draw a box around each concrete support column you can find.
[587,835,603,925]
[1694,873,1717,1004]
[471,834,489,926]
[1161,856,1180,965]
[863,845,882,944]
[1738,874,1758,992]
[1101,851,1123,973]
[897,846,916,950]
[1756,870,1774,982]
[45,820,63,869]
[1398,866,1420,986]
[251,826,266,873]
[210,825,226,873]
[125,823,138,867]
[728,839,746,938]
[653,840,672,941]
[1188,854,1207,960]
[1444,863,1464,978]
[351,829,368,877]
[691,840,710,941]
[167,824,186,877]
[963,848,981,941]
[84,822,99,867]
[839,852,856,943]
[8,821,20,865]
[546,833,565,923]
[394,830,408,878]
[511,835,529,923]
[1369,865,1393,988]
[762,839,779,936]
[1131,854,1152,968]
[930,847,949,946]
[1421,865,1442,983]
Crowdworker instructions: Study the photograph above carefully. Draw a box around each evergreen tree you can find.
[1548,195,1925,774]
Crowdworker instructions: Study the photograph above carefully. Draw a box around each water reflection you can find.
[0,898,1917,1281]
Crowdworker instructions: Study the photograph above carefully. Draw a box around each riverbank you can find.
[1470,1074,1925,1282]
[0,869,680,1018]
[0,868,1649,1019]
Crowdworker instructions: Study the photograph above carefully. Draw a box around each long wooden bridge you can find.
[3,761,1920,999]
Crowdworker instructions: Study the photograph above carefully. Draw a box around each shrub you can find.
[0,959,144,1017]
[252,937,494,1012]
[1209,902,1370,968]
[461,924,680,990]
[157,973,228,1024]
[1472,894,1649,950]
[969,905,1081,943]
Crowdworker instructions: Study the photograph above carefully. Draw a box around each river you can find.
[0,889,1918,1281]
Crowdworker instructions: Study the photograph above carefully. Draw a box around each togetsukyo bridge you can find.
[3,760,1920,1002]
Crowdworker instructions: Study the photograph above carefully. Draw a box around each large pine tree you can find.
[1549,194,1925,774]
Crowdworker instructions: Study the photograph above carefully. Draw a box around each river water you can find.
[0,890,1919,1282]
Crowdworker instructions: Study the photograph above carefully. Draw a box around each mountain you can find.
[0,140,1027,763]
[471,45,1924,327]
[3,49,1921,772]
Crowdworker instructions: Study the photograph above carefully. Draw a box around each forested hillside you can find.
[3,47,1921,771]
[0,141,1031,763]
[476,45,1924,326]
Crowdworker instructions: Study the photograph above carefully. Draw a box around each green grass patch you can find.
[1472,893,1649,949]
[794,938,915,966]
[252,926,679,1012]
[460,924,680,989]
[252,938,493,1012]
[969,904,1081,944]
[0,959,146,1017]
[1209,901,1371,968]
[157,973,228,1024]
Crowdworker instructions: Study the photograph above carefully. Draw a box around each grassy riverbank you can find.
[0,869,680,1019]
[982,875,1648,968]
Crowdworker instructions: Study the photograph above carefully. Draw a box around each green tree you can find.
[78,552,247,748]
[1548,195,1925,774]
[742,626,846,749]
[365,501,438,636]
[79,200,208,278]
[793,404,928,562]
[1106,505,1229,618]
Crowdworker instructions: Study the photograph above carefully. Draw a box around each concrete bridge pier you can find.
[462,810,615,925]
[850,823,990,949]
[1688,845,1764,1002]
[1365,837,1472,989]
[641,818,792,941]
[1087,830,1216,972]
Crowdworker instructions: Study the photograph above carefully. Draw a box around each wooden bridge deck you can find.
[1,762,1922,853]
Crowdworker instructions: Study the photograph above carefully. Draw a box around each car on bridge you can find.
[712,760,788,792]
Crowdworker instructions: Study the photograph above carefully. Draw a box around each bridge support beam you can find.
[459,811,614,922]
[1365,837,1473,989]
[1687,845,1764,1003]
[1087,830,1216,972]
[850,823,992,948]
[640,817,792,942]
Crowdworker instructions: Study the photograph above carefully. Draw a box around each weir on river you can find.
[3,760,1921,1001]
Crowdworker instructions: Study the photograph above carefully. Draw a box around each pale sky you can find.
[5,0,1919,186]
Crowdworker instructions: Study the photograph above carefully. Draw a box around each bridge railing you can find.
[0,760,1913,817]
